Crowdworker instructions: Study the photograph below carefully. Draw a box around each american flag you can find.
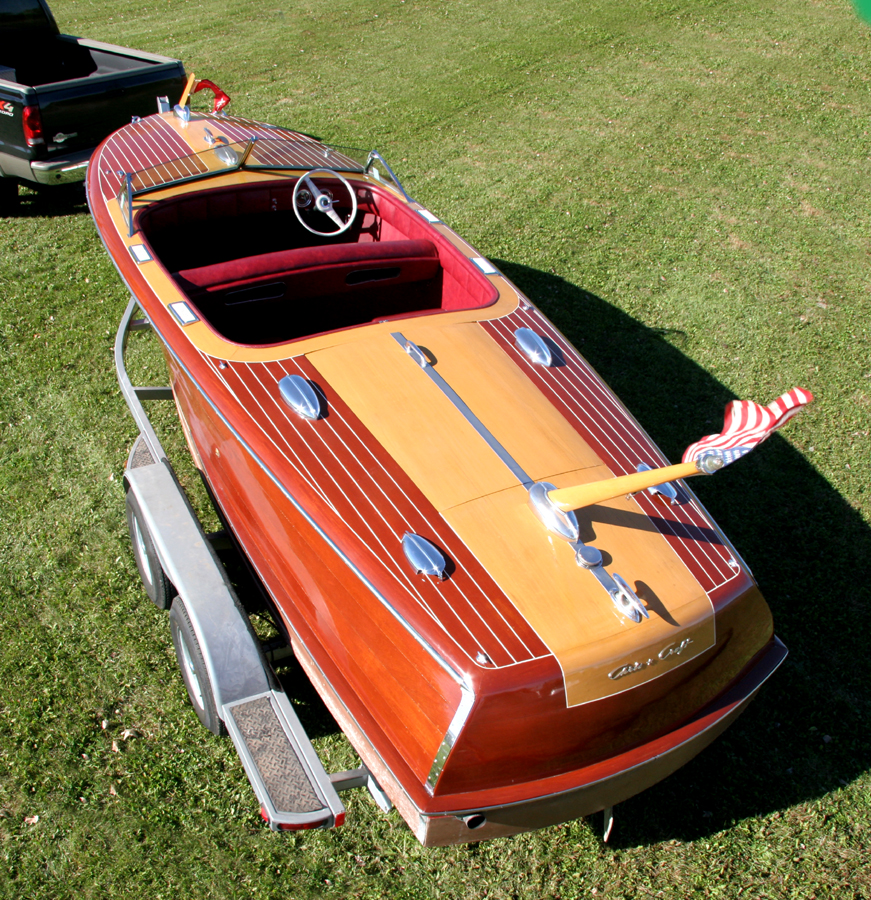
[682,387,814,467]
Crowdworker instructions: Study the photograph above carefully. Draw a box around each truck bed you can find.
[2,34,178,86]
[0,0,185,202]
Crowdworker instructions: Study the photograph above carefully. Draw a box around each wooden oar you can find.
[547,461,702,512]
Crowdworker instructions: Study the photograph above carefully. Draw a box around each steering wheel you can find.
[292,168,358,236]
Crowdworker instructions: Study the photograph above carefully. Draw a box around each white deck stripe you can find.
[489,308,737,591]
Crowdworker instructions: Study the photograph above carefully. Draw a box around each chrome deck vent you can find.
[401,533,447,581]
[278,375,322,420]
[514,328,552,367]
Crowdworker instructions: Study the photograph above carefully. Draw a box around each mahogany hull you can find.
[89,110,787,843]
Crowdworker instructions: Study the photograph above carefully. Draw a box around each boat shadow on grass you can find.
[496,260,871,847]
[239,260,869,846]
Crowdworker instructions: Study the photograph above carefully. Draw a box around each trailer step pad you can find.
[128,434,155,469]
[223,691,345,830]
[231,696,322,814]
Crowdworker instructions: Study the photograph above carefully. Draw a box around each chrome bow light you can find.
[278,375,322,420]
[401,533,447,581]
[514,328,553,367]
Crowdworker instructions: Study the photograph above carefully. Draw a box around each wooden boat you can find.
[88,95,794,845]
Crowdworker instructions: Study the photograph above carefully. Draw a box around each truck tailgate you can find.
[32,39,185,158]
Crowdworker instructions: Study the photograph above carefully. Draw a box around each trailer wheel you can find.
[125,490,174,610]
[169,596,226,736]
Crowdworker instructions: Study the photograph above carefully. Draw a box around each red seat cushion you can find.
[174,239,439,292]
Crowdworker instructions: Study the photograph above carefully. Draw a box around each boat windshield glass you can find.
[128,137,370,197]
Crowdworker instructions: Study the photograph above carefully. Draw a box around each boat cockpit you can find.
[129,135,498,346]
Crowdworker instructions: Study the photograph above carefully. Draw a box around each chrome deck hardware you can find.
[528,481,579,542]
[117,170,135,237]
[636,462,679,504]
[576,540,649,623]
[392,333,649,624]
[365,150,415,204]
[278,375,322,420]
[514,327,553,367]
[528,481,649,623]
[402,533,447,581]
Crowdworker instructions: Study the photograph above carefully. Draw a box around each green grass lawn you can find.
[1,0,869,896]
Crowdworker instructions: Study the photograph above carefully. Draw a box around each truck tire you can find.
[0,179,19,216]
[169,596,226,736]
[125,490,174,610]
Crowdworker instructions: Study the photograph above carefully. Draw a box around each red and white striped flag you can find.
[682,387,814,467]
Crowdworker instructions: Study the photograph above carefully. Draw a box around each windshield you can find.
[128,137,367,196]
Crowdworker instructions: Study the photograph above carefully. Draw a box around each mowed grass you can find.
[1,0,869,896]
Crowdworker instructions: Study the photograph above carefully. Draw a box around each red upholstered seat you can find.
[174,239,439,293]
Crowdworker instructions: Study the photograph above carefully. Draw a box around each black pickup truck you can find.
[0,0,186,213]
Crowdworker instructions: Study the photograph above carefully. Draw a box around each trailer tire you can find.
[125,490,174,610]
[169,596,226,736]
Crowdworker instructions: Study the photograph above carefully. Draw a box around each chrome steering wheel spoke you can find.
[293,167,358,236]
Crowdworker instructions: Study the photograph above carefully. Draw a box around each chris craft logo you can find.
[0,102,14,117]
[609,638,693,681]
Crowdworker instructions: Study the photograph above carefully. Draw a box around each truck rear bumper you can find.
[1,148,91,185]
[30,148,92,184]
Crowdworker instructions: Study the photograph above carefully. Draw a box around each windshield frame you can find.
[125,136,369,200]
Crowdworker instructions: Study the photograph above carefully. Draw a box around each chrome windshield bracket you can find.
[118,170,135,237]
[237,136,258,168]
[365,151,415,203]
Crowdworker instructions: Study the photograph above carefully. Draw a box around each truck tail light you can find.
[22,105,44,147]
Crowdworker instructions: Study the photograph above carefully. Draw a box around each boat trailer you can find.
[114,297,392,831]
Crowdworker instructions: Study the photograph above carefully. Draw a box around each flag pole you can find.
[178,72,197,109]
[545,387,813,514]
[547,460,705,512]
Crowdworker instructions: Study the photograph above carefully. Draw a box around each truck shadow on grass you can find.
[4,182,88,218]
[495,260,870,847]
